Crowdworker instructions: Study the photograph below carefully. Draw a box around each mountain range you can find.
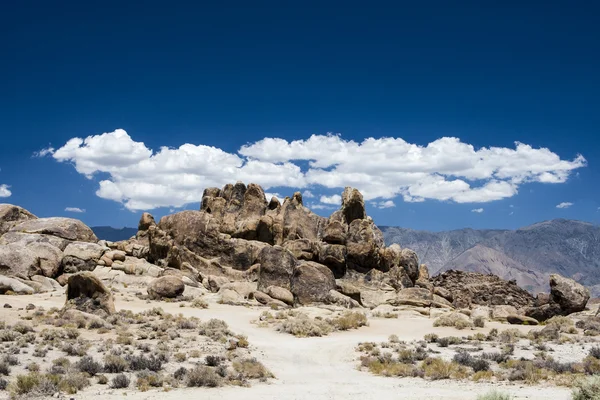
[381,219,600,296]
[93,219,600,296]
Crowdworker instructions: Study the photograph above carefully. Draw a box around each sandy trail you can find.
[1,292,572,400]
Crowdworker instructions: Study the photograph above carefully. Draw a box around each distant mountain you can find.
[92,226,137,242]
[381,219,600,296]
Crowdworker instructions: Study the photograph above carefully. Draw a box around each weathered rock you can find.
[0,276,34,294]
[138,212,156,231]
[346,219,384,273]
[252,291,273,305]
[219,282,256,299]
[534,292,551,307]
[11,217,97,242]
[65,272,115,315]
[317,243,347,278]
[265,285,294,305]
[322,218,347,245]
[336,280,362,304]
[206,275,230,293]
[491,305,519,321]
[31,275,62,292]
[112,257,163,277]
[418,264,430,281]
[0,204,37,236]
[434,286,453,302]
[291,261,336,305]
[399,249,420,282]
[550,274,590,314]
[507,314,539,325]
[147,276,185,299]
[105,250,126,262]
[62,242,106,273]
[431,270,535,309]
[326,290,361,308]
[219,288,245,305]
[341,187,366,224]
[525,303,563,322]
[0,231,69,251]
[389,287,433,308]
[257,246,296,292]
[0,243,41,278]
[283,239,316,261]
[359,288,396,309]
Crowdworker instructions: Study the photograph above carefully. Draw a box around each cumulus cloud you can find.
[33,147,55,158]
[556,202,573,209]
[46,129,587,211]
[320,194,342,205]
[65,207,85,213]
[0,184,11,198]
[371,200,396,209]
[471,208,484,213]
[302,190,315,198]
[309,203,335,210]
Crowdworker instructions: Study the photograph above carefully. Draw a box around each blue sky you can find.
[2,1,599,231]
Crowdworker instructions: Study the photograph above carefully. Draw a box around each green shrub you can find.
[572,376,600,400]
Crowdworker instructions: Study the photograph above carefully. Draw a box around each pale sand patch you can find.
[0,290,573,400]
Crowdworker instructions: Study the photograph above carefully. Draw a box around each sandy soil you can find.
[0,289,574,400]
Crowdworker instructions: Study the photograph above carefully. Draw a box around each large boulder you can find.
[0,231,69,251]
[62,242,106,273]
[550,274,590,314]
[341,187,366,224]
[147,276,185,299]
[0,238,63,278]
[346,219,384,273]
[138,212,156,231]
[0,204,37,236]
[65,272,115,316]
[317,243,347,278]
[0,276,35,294]
[11,217,97,242]
[265,285,294,305]
[257,246,296,292]
[291,261,336,305]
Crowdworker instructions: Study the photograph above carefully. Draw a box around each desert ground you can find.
[0,286,578,400]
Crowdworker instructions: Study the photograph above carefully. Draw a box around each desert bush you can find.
[433,313,473,330]
[199,319,231,342]
[499,329,524,343]
[125,354,163,372]
[111,373,130,389]
[186,366,222,387]
[206,355,224,367]
[104,354,128,373]
[76,356,102,376]
[12,322,33,334]
[64,327,80,339]
[424,333,438,343]
[472,370,495,382]
[421,357,467,380]
[191,298,209,309]
[331,312,368,331]
[572,375,600,400]
[11,373,41,395]
[437,336,462,347]
[0,378,7,390]
[173,366,188,380]
[3,355,18,366]
[473,316,486,328]
[278,315,333,337]
[59,372,90,394]
[476,390,513,400]
[0,330,19,342]
[588,347,600,360]
[27,362,40,372]
[583,356,600,375]
[0,361,9,376]
[453,351,490,372]
[232,358,274,380]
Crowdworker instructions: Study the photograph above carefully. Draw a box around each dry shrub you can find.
[433,313,473,330]
[421,357,468,380]
[186,366,222,387]
[476,390,513,400]
[572,376,600,400]
[111,373,130,389]
[331,312,368,331]
[232,358,274,380]
[278,315,332,337]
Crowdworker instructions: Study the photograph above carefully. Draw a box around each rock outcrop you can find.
[0,204,37,236]
[524,274,590,321]
[64,272,115,316]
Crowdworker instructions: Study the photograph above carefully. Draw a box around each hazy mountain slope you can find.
[381,219,600,295]
[91,226,137,242]
[438,244,547,293]
[380,226,506,274]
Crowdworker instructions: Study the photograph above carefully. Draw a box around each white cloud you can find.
[47,129,587,210]
[371,200,396,209]
[509,211,514,215]
[309,203,335,210]
[0,184,11,198]
[264,192,280,200]
[302,190,315,198]
[64,207,85,213]
[33,147,55,158]
[320,194,342,205]
[471,208,484,213]
[556,202,573,209]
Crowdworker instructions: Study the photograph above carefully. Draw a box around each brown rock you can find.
[138,212,156,231]
[257,246,296,292]
[317,243,347,278]
[265,285,294,305]
[507,314,539,325]
[291,261,336,305]
[550,274,590,314]
[147,276,185,299]
[341,187,366,224]
[65,272,115,315]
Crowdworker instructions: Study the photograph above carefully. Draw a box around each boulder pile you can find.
[0,183,592,322]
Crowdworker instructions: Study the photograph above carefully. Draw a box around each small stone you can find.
[26,303,35,310]
[3,303,12,308]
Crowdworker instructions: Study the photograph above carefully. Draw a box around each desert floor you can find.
[0,288,574,400]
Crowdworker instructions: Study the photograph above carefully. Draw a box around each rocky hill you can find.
[382,219,600,295]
